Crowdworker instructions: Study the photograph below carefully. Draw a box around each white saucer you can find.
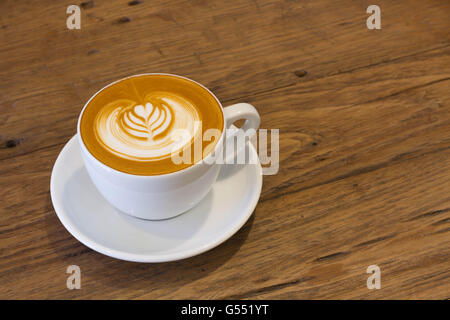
[50,135,262,262]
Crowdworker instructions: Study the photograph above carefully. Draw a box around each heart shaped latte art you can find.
[118,100,172,140]
[94,92,201,161]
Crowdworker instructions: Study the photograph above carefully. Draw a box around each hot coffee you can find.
[80,74,224,175]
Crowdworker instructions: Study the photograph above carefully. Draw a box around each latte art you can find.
[95,93,201,161]
[80,74,223,175]
[119,101,172,140]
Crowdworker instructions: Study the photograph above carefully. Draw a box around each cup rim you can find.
[77,73,226,178]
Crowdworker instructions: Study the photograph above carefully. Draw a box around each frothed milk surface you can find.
[80,75,224,175]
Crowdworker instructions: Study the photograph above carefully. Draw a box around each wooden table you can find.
[1,0,449,299]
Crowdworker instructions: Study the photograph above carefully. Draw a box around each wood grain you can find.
[0,0,449,299]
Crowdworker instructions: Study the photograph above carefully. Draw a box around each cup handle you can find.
[221,103,260,163]
[223,103,260,132]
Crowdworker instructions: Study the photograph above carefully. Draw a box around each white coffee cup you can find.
[77,74,260,220]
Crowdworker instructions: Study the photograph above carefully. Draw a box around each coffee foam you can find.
[95,92,201,161]
[80,74,224,175]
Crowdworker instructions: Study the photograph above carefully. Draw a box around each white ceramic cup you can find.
[77,74,260,220]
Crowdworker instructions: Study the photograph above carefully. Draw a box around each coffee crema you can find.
[80,74,224,175]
